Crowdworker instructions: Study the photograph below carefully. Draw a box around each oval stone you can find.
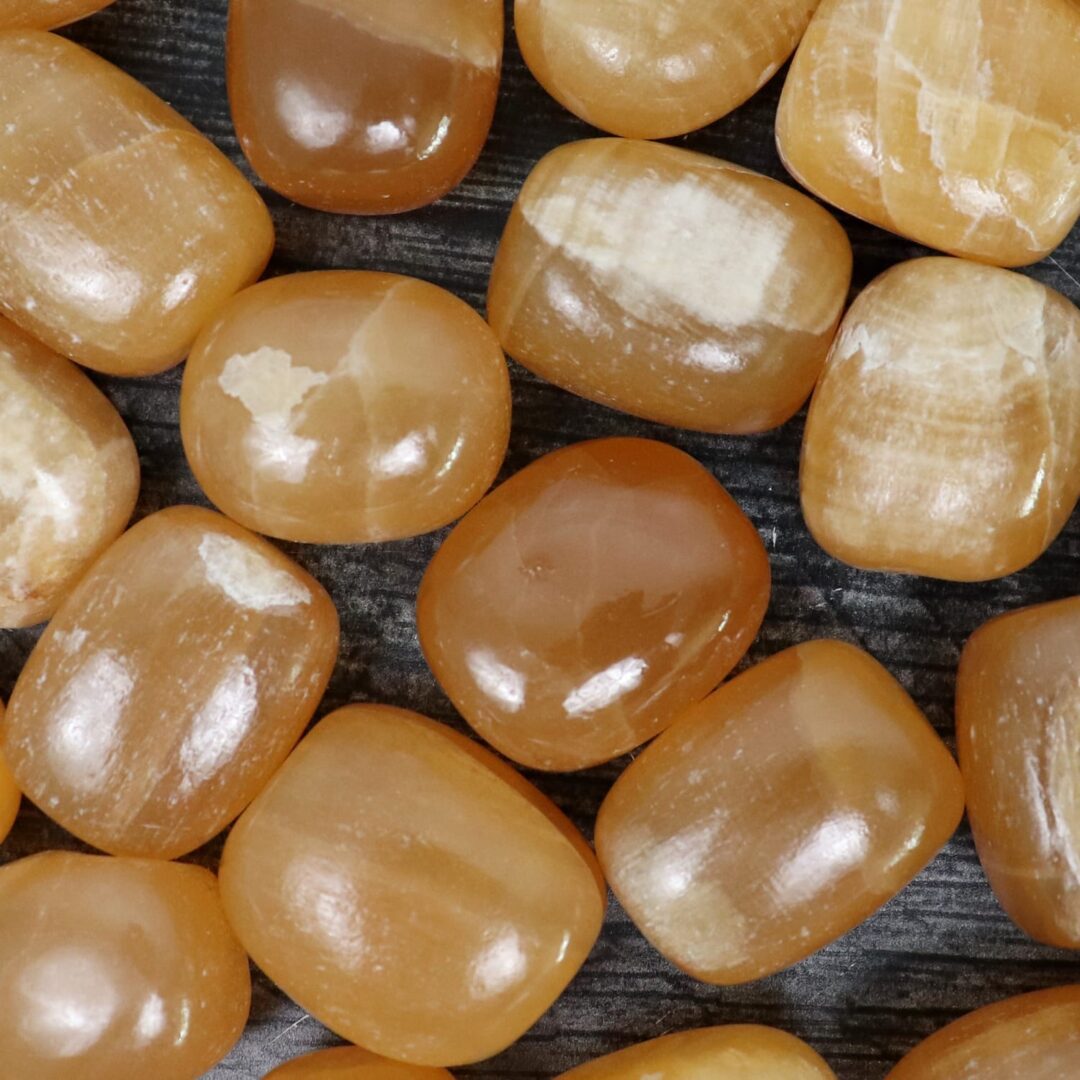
[266,1047,453,1079]
[0,0,113,28]
[0,700,20,844]
[181,271,511,544]
[417,437,770,771]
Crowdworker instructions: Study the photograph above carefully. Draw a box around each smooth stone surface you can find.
[417,437,770,771]
[182,271,511,544]
[0,700,20,844]
[776,0,1080,267]
[266,1046,454,1078]
[488,138,852,434]
[516,0,819,139]
[227,0,503,214]
[801,257,1080,582]
[219,704,606,1067]
[0,0,114,28]
[957,596,1080,948]
[886,986,1080,1078]
[0,30,273,375]
[0,851,250,1080]
[3,506,338,859]
[596,640,964,985]
[0,316,139,628]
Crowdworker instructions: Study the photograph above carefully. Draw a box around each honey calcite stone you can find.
[0,0,114,29]
[181,271,511,544]
[0,851,250,1080]
[886,986,1080,1079]
[776,0,1080,267]
[516,0,819,139]
[0,31,273,375]
[596,640,964,985]
[3,506,338,860]
[0,316,139,629]
[487,139,852,434]
[219,705,605,1066]
[802,257,1080,582]
[227,0,503,214]
[266,1047,453,1079]
[417,438,770,771]
[0,701,20,844]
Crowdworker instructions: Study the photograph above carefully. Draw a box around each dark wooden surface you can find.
[2,1,1080,1076]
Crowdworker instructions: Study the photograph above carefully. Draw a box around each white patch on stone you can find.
[198,533,310,612]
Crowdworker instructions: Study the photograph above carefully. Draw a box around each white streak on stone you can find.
[198,533,310,612]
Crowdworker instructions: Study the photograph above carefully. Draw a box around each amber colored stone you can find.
[776,0,1080,267]
[801,257,1080,583]
[266,1047,454,1079]
[516,0,818,139]
[417,438,770,771]
[886,985,1080,1078]
[0,701,20,844]
[596,640,964,985]
[0,0,113,29]
[227,0,502,214]
[0,851,250,1080]
[0,31,273,376]
[487,139,851,434]
[3,506,338,860]
[219,704,606,1067]
[0,317,139,629]
[181,271,510,544]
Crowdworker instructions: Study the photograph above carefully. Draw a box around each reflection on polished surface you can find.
[266,1045,454,1078]
[0,0,114,29]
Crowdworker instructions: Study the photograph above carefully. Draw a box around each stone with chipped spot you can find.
[0,0,114,29]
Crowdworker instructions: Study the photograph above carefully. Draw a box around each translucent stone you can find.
[0,700,20,843]
[776,0,1080,267]
[417,437,770,771]
[266,1047,454,1078]
[0,31,273,376]
[219,704,606,1067]
[516,0,819,139]
[3,506,339,860]
[596,640,964,985]
[801,257,1080,582]
[0,316,139,629]
[0,0,114,29]
[0,851,250,1080]
[227,0,503,214]
[487,139,851,434]
[181,271,511,543]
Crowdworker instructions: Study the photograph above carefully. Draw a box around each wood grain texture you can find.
[2,1,1080,1077]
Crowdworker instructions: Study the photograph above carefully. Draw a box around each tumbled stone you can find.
[219,704,606,1066]
[227,0,502,214]
[801,257,1080,582]
[0,316,139,628]
[516,0,819,139]
[776,0,1080,267]
[266,1047,453,1079]
[0,851,250,1080]
[182,271,511,543]
[4,505,338,860]
[0,31,273,375]
[487,139,851,434]
[596,640,964,985]
[0,0,113,29]
[417,437,770,771]
[0,700,20,844]
[886,985,1080,1078]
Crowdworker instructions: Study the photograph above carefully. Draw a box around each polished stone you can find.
[0,0,113,28]
[266,1046,454,1078]
[0,699,20,844]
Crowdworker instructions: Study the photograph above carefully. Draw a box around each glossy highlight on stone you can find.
[227,0,503,214]
[4,506,338,860]
[801,257,1080,582]
[417,437,770,771]
[266,1046,454,1079]
[516,0,819,139]
[776,0,1080,267]
[0,851,250,1080]
[487,139,851,434]
[0,0,114,29]
[0,700,20,844]
[182,271,511,544]
[219,704,606,1067]
[596,640,964,985]
[0,31,273,375]
[0,316,139,629]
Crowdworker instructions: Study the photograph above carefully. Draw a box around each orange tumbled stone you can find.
[3,506,338,860]
[886,986,1080,1078]
[181,271,510,544]
[596,640,964,985]
[801,257,1080,582]
[0,0,113,29]
[0,851,250,1080]
[487,139,851,434]
[227,0,503,214]
[0,700,20,844]
[776,0,1080,267]
[0,316,139,629]
[219,704,606,1067]
[0,31,273,376]
[417,437,770,771]
[266,1047,453,1079]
